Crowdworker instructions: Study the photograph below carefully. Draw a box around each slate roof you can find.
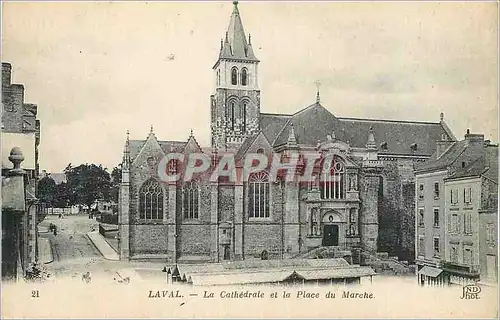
[446,145,498,182]
[48,173,67,185]
[415,140,468,173]
[129,139,186,161]
[261,102,453,156]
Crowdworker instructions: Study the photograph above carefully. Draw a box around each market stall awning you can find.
[418,266,443,277]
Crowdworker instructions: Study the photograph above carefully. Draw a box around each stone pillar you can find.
[284,180,299,256]
[359,164,382,253]
[167,182,177,262]
[234,183,244,260]
[210,182,219,262]
[118,172,130,260]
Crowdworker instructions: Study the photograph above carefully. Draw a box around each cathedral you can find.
[117,2,456,263]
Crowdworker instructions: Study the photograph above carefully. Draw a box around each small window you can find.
[450,189,459,205]
[450,213,458,233]
[464,211,472,234]
[451,246,458,263]
[418,184,424,200]
[231,67,238,85]
[380,141,388,150]
[433,237,440,256]
[433,208,439,227]
[418,237,425,256]
[464,187,472,204]
[418,208,424,226]
[461,161,466,168]
[434,182,440,199]
[256,148,264,154]
[463,247,472,265]
[241,68,248,86]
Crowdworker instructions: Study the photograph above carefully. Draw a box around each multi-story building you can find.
[118,2,457,264]
[415,131,498,286]
[1,62,42,280]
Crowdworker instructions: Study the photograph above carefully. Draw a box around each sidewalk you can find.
[87,231,119,260]
[38,238,53,264]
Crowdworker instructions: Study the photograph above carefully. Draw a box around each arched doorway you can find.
[322,211,342,246]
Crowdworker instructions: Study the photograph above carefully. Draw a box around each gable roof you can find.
[259,113,291,144]
[129,139,185,161]
[337,117,451,156]
[415,140,468,173]
[260,102,453,156]
[446,144,498,182]
[273,103,341,147]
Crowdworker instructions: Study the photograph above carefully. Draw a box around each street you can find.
[38,215,166,283]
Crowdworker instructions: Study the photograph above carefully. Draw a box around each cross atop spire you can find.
[315,80,321,103]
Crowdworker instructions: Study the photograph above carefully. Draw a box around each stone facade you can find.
[415,132,498,286]
[1,62,42,280]
[118,2,457,263]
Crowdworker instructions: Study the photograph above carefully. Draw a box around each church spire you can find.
[218,1,258,61]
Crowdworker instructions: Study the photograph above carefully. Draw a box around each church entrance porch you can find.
[322,224,339,246]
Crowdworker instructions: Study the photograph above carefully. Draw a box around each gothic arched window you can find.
[241,68,248,86]
[231,67,238,85]
[248,172,270,218]
[225,99,236,131]
[183,181,199,219]
[320,156,346,200]
[139,179,164,220]
[240,101,247,131]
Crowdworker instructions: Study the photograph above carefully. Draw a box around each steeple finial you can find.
[225,31,229,43]
[220,39,223,50]
[315,80,321,103]
[287,123,298,148]
[190,129,194,137]
[150,125,154,135]
[248,33,251,45]
[440,112,444,122]
[126,130,130,144]
[366,126,377,149]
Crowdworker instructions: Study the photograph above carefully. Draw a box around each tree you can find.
[109,165,122,203]
[64,163,112,208]
[38,176,57,206]
[53,182,71,208]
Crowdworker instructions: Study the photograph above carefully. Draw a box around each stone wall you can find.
[130,224,168,254]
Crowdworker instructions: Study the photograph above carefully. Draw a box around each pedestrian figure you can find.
[82,272,91,283]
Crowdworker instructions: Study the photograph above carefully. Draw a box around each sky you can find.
[2,1,498,172]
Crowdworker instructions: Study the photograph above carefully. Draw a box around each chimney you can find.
[2,62,12,87]
[436,133,455,158]
[464,129,484,145]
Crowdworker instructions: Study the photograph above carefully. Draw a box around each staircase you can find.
[293,246,352,262]
[361,251,415,275]
[294,246,415,276]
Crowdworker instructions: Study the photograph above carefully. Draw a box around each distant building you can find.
[415,131,498,286]
[40,170,67,185]
[1,62,42,281]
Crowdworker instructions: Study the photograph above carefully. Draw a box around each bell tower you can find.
[210,1,260,151]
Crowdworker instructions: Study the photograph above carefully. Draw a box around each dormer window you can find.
[241,68,248,86]
[231,67,238,85]
[410,143,418,152]
[380,141,388,150]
